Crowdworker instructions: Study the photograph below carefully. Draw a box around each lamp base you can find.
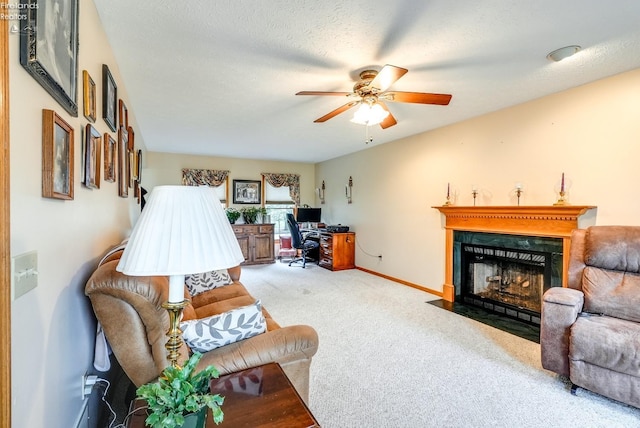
[162,300,189,368]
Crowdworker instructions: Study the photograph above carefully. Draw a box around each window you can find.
[212,179,228,208]
[264,182,294,235]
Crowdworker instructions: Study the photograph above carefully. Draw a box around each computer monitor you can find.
[296,207,321,223]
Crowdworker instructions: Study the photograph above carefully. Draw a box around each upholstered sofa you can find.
[85,244,319,403]
[541,225,640,408]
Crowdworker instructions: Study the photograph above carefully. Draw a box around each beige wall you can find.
[144,152,316,207]
[317,68,640,291]
[10,1,143,426]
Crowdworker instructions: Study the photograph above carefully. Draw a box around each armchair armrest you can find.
[540,287,584,377]
[196,325,319,401]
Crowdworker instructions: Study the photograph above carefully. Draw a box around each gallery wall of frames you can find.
[19,0,143,203]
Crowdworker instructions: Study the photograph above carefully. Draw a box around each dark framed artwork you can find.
[118,99,128,129]
[102,64,117,132]
[117,126,129,197]
[42,109,74,200]
[20,0,80,117]
[83,124,101,189]
[136,149,143,183]
[103,133,116,183]
[233,180,261,204]
[82,70,96,123]
[127,126,135,187]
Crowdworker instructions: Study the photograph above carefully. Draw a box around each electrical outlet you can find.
[81,374,98,400]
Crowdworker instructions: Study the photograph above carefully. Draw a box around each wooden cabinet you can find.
[318,232,355,271]
[232,224,275,265]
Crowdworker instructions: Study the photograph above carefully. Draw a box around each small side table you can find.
[126,362,319,428]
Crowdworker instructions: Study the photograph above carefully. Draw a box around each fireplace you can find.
[456,232,563,325]
[432,205,596,335]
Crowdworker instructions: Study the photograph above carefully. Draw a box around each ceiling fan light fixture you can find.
[546,45,581,62]
[350,102,389,126]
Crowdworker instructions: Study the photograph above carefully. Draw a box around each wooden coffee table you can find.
[127,362,319,428]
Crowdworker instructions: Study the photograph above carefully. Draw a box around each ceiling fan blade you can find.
[313,101,359,123]
[378,102,397,129]
[296,91,352,96]
[384,91,452,105]
[369,65,408,92]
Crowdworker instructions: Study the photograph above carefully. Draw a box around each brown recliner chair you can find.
[85,247,319,403]
[541,225,640,408]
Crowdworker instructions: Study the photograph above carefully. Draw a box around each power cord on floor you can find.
[91,378,146,428]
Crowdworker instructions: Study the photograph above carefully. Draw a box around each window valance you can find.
[182,169,229,187]
[262,173,300,205]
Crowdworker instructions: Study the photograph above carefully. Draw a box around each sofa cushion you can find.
[185,269,232,296]
[570,314,640,376]
[582,266,640,322]
[585,226,640,273]
[191,282,249,308]
[194,295,256,319]
[181,300,267,352]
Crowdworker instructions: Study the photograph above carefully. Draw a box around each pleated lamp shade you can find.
[116,185,245,302]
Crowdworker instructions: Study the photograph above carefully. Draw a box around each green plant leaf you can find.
[136,352,224,428]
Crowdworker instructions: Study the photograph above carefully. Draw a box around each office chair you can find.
[286,213,319,268]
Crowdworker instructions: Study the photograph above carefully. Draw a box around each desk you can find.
[127,363,319,428]
[318,232,355,271]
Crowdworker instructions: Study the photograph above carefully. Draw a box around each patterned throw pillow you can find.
[180,300,267,353]
[185,269,232,296]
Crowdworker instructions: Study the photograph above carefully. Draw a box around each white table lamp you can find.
[116,185,244,366]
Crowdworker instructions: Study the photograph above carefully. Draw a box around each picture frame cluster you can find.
[21,0,143,202]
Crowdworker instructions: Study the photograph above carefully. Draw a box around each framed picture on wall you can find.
[42,109,74,200]
[83,124,101,189]
[233,179,261,204]
[118,99,128,129]
[102,64,117,132]
[136,149,143,184]
[20,0,79,117]
[82,70,96,123]
[103,133,116,183]
[117,126,129,197]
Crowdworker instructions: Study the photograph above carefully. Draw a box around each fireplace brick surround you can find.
[434,205,596,303]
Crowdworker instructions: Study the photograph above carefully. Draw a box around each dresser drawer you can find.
[258,225,273,234]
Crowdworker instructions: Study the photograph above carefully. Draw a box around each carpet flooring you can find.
[240,261,640,428]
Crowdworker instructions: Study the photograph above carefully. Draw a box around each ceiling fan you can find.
[296,64,452,129]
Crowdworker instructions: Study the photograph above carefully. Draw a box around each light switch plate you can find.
[12,251,38,300]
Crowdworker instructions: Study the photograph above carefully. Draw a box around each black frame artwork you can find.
[233,180,262,204]
[20,0,80,117]
[102,64,117,132]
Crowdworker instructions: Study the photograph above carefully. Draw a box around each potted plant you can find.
[225,207,241,224]
[136,352,224,428]
[239,207,259,224]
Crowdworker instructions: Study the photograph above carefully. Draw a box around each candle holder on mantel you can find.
[514,183,524,206]
[443,183,452,206]
[472,188,479,206]
[553,173,569,206]
[554,190,568,206]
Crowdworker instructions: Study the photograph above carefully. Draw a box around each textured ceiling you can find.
[93,0,640,163]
